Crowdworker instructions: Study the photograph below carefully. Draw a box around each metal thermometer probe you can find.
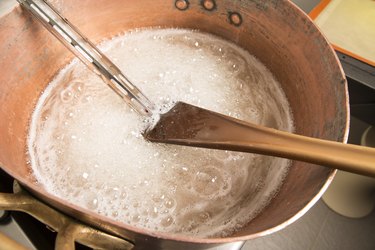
[17,0,155,116]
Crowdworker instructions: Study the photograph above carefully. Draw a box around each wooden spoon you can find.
[144,102,375,177]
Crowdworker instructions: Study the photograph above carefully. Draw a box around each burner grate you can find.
[0,181,134,250]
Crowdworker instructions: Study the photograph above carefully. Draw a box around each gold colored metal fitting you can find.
[0,181,134,250]
[228,11,242,26]
[175,0,189,10]
[201,0,216,11]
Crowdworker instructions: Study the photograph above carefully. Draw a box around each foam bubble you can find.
[28,28,294,238]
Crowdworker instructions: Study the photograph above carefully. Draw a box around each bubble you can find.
[198,211,211,222]
[132,214,141,223]
[71,81,84,94]
[150,206,159,218]
[85,195,99,210]
[60,88,73,103]
[104,186,120,199]
[164,197,176,210]
[120,190,127,199]
[192,165,231,198]
[161,216,174,227]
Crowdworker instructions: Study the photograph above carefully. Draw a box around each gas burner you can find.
[0,178,133,250]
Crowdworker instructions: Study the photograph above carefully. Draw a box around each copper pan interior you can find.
[0,0,348,244]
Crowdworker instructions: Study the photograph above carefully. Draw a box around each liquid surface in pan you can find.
[28,28,294,238]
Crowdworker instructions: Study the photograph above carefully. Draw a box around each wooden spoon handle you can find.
[146,102,375,177]
[187,122,375,176]
[223,123,375,177]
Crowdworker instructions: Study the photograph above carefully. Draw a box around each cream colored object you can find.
[323,126,375,218]
[314,0,375,64]
[0,232,29,250]
[362,126,375,148]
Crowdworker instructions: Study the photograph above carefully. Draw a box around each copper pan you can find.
[0,0,348,249]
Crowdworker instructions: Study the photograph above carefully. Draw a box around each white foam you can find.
[28,28,294,238]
